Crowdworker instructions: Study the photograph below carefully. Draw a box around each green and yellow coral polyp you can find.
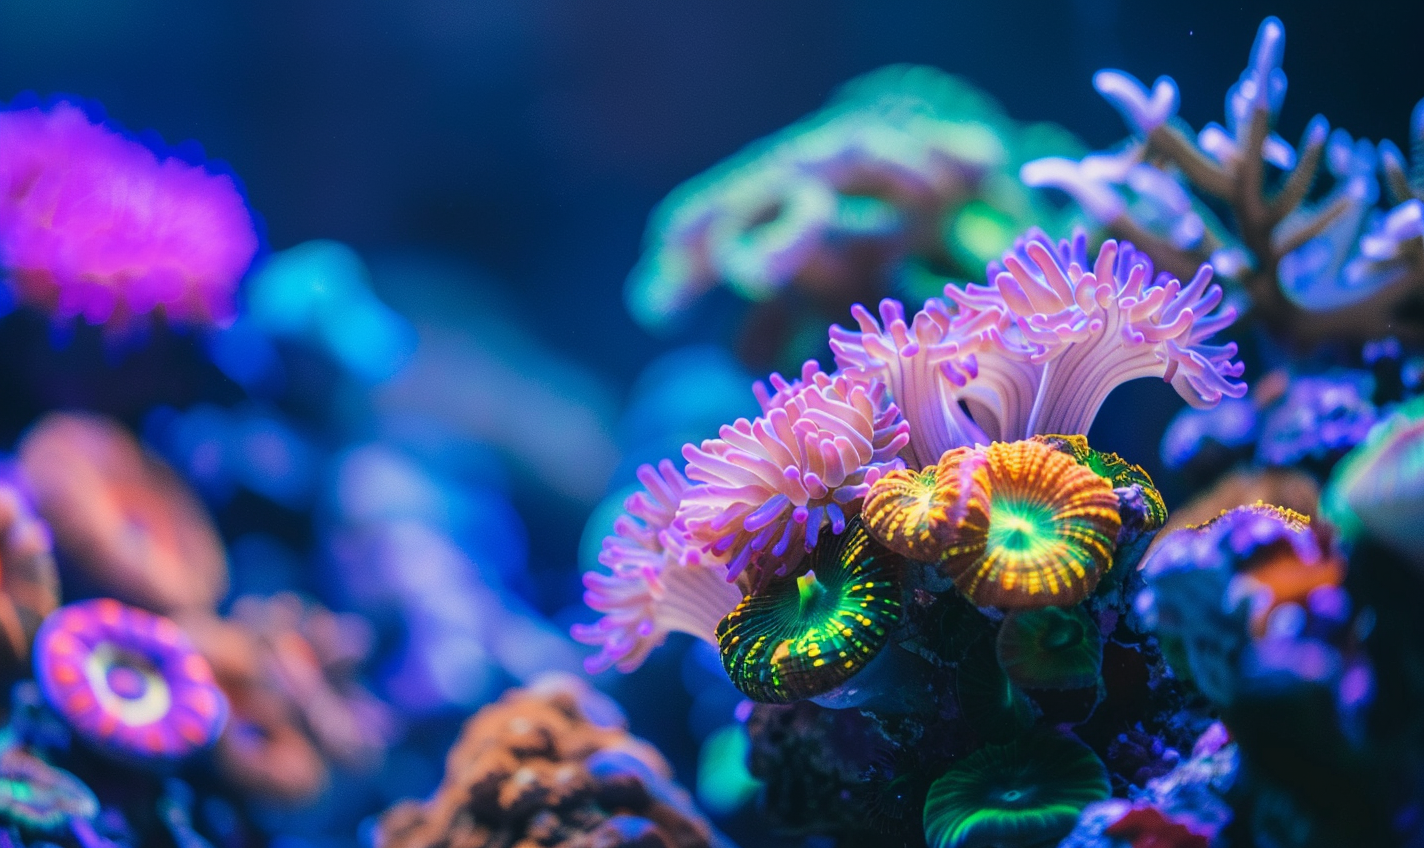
[716,518,906,704]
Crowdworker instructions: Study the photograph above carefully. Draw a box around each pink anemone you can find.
[571,460,744,673]
[677,362,909,583]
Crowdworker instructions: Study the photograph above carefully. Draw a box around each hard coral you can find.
[376,676,722,848]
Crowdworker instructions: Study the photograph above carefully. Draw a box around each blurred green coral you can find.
[626,64,1085,349]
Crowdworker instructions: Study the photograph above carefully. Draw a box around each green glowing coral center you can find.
[995,606,1102,690]
[717,518,905,704]
[986,503,1055,556]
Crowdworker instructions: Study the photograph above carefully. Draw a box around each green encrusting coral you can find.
[995,606,1103,691]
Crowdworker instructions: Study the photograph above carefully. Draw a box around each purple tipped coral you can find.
[34,599,228,762]
[0,99,259,327]
[677,362,909,583]
[830,298,994,467]
[573,460,745,673]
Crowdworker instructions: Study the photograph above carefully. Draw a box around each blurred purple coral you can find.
[677,362,908,583]
[0,99,258,327]
[573,460,745,673]
[1256,370,1377,466]
[1160,397,1257,472]
[1139,503,1334,704]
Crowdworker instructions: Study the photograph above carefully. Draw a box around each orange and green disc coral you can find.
[934,440,1121,609]
[716,517,904,704]
[863,463,960,561]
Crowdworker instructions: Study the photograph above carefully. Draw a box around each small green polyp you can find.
[797,571,828,612]
[995,606,1103,690]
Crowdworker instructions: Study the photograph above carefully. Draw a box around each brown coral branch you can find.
[1137,104,1424,347]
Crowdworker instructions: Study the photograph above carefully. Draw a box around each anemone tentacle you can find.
[572,460,744,673]
[678,361,909,583]
[944,231,1246,440]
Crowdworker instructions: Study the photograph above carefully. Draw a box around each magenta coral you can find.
[0,99,258,327]
[571,460,744,673]
[677,362,909,583]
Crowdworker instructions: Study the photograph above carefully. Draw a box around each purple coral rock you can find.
[34,599,228,762]
[1257,371,1377,466]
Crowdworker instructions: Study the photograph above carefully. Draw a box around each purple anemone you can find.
[34,599,228,762]
[833,230,1246,450]
[830,297,995,467]
[572,460,744,673]
[947,230,1246,440]
[677,362,909,582]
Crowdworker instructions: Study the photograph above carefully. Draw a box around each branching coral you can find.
[1024,18,1424,345]
[678,362,908,583]
[0,98,258,328]
[573,460,745,673]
